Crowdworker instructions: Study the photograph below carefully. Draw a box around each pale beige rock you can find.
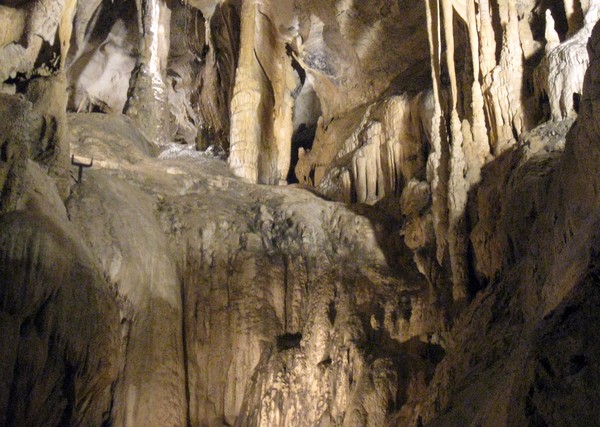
[297,93,429,205]
[0,0,63,82]
[228,0,266,183]
[424,0,449,269]
[68,19,137,114]
[536,2,600,121]
[3,1,600,426]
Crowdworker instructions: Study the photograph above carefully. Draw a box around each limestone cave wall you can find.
[1,0,600,426]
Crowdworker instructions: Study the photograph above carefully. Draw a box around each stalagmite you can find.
[229,1,295,185]
[547,10,562,50]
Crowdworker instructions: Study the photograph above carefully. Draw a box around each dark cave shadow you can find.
[345,200,423,279]
[287,124,317,184]
[464,140,565,297]
[357,311,446,412]
[336,194,460,317]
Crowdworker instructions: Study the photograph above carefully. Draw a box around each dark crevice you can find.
[318,357,332,367]
[568,354,587,375]
[101,380,118,427]
[539,356,555,377]
[58,363,77,426]
[327,300,337,326]
[287,123,317,183]
[286,43,306,87]
[180,272,192,427]
[573,92,581,114]
[276,333,302,351]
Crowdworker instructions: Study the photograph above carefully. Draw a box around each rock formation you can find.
[1,0,600,426]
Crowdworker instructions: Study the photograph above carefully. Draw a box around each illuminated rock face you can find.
[2,0,600,426]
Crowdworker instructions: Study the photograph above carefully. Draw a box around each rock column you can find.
[229,0,263,183]
[125,0,171,144]
[229,0,295,184]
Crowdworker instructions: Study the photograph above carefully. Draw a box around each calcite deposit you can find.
[1,0,600,426]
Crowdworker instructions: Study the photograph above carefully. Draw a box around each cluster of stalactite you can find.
[221,0,600,306]
[419,0,600,303]
[0,0,240,149]
[3,0,599,305]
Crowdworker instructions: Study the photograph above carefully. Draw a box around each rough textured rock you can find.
[0,155,120,426]
[2,0,600,426]
[411,19,600,426]
[296,93,431,206]
[535,3,600,121]
[61,114,446,425]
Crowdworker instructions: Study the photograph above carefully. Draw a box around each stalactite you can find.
[441,0,468,301]
[124,0,171,144]
[341,170,352,204]
[353,155,367,204]
[366,144,379,204]
[425,0,449,267]
[480,0,503,150]
[228,0,261,183]
[465,0,490,184]
[303,92,429,205]
[442,0,457,107]
[477,0,497,79]
[362,123,385,204]
[273,51,296,186]
[503,0,525,139]
[58,0,77,71]
[479,0,524,155]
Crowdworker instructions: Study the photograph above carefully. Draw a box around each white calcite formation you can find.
[535,2,600,120]
[1,0,600,426]
[296,93,432,205]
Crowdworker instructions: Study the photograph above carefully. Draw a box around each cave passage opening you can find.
[286,48,321,184]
